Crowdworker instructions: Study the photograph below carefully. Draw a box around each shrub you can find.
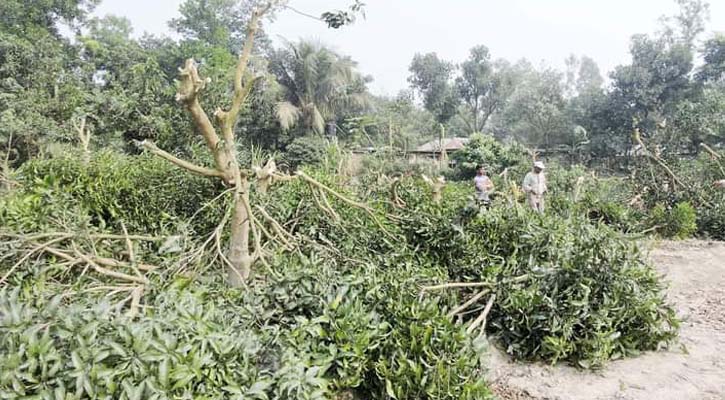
[697,202,725,240]
[284,136,328,170]
[359,147,441,178]
[6,151,224,235]
[650,202,698,239]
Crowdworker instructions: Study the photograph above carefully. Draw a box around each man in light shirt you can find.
[474,165,494,207]
[522,161,547,213]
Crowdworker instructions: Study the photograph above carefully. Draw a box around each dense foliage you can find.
[0,150,683,398]
[2,0,723,398]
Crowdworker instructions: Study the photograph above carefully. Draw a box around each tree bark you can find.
[227,184,252,285]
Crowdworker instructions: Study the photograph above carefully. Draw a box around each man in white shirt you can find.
[474,166,494,206]
[522,161,547,213]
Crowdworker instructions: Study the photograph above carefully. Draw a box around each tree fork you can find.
[143,3,273,286]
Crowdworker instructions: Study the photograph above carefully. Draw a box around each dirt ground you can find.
[487,240,725,400]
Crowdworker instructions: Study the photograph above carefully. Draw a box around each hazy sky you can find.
[94,0,725,95]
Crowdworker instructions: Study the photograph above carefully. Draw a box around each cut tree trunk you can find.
[228,187,252,285]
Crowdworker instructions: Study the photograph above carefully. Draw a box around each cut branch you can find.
[255,205,296,248]
[75,252,150,285]
[447,289,489,319]
[466,294,496,336]
[296,171,394,238]
[0,235,72,285]
[126,285,144,319]
[422,282,492,292]
[634,129,713,207]
[140,140,224,178]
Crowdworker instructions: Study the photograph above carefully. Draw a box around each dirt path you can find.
[487,240,725,400]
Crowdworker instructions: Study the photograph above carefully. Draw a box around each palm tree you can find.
[271,40,370,136]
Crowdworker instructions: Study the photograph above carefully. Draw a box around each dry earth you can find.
[487,240,725,400]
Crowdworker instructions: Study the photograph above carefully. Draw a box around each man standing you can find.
[522,161,547,213]
[474,166,494,206]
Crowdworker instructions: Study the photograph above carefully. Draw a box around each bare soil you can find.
[487,240,725,400]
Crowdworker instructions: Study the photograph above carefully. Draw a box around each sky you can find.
[93,0,725,95]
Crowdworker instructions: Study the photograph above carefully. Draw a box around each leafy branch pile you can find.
[0,149,682,398]
[0,155,494,399]
[394,180,678,368]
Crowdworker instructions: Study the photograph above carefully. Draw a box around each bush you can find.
[649,202,698,239]
[284,136,328,170]
[0,248,490,400]
[697,202,725,240]
[4,151,224,235]
[629,153,725,239]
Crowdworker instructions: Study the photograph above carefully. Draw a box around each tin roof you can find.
[411,137,470,153]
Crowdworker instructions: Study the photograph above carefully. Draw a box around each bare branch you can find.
[467,294,496,336]
[126,286,144,319]
[121,221,144,279]
[0,235,72,286]
[75,251,150,285]
[255,205,296,248]
[422,282,491,292]
[296,171,395,238]
[447,289,490,319]
[175,59,232,173]
[92,256,157,272]
[140,140,225,178]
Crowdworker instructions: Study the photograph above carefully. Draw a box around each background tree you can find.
[455,46,517,134]
[698,33,725,85]
[408,52,458,125]
[498,64,568,148]
[169,0,273,54]
[0,0,100,164]
[271,40,370,138]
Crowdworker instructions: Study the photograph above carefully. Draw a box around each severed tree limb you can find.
[44,243,152,285]
[0,235,73,285]
[74,250,149,285]
[447,289,490,319]
[92,256,157,272]
[701,142,722,160]
[89,233,161,242]
[126,286,144,319]
[390,177,406,208]
[311,187,341,222]
[422,282,492,292]
[121,221,144,279]
[240,194,264,265]
[466,294,496,335]
[422,174,446,204]
[255,205,296,249]
[140,140,224,178]
[634,129,713,207]
[700,143,725,178]
[633,130,685,189]
[296,171,394,238]
[72,115,92,163]
[297,171,373,212]
[422,275,529,292]
[319,189,338,220]
[0,231,161,242]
